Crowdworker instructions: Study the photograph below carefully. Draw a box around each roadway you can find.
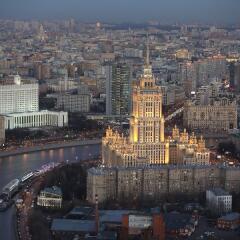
[165,106,184,122]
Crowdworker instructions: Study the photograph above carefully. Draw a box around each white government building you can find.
[0,75,39,114]
[4,110,67,129]
[0,75,68,130]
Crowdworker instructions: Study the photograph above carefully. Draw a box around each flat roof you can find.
[209,188,230,196]
[88,167,117,176]
[51,219,95,232]
[98,231,117,240]
[42,186,62,196]
[99,210,137,223]
[219,212,240,221]
[88,164,240,175]
[164,212,192,230]
[68,207,93,216]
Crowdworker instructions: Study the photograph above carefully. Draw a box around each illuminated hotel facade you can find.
[102,48,169,167]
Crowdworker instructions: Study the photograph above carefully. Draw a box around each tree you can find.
[43,163,87,201]
[68,113,99,131]
[28,209,50,240]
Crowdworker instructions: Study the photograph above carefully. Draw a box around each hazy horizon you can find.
[0,0,239,25]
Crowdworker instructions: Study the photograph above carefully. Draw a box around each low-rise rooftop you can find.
[164,212,193,231]
[99,210,135,224]
[219,212,240,221]
[209,188,230,197]
[51,219,95,233]
[41,186,62,196]
[67,207,93,218]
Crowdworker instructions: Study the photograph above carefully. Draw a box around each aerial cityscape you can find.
[1,1,240,240]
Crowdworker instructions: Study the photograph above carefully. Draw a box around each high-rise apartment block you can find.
[196,55,227,87]
[179,62,197,97]
[87,164,240,204]
[179,55,227,96]
[106,63,131,116]
[233,62,240,92]
[56,93,90,113]
[161,85,185,106]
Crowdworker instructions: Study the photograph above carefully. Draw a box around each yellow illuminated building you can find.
[102,45,169,166]
[169,125,210,165]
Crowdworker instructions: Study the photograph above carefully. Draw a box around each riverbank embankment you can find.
[0,139,101,158]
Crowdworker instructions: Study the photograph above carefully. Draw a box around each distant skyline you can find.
[0,0,239,25]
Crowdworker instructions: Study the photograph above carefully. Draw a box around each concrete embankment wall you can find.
[0,139,101,158]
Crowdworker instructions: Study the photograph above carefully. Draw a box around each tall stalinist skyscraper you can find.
[102,43,169,166]
[130,44,168,164]
[130,44,164,144]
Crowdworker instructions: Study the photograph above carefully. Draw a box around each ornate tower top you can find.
[172,125,180,140]
[197,136,206,152]
[189,132,198,145]
[180,129,189,144]
[139,38,158,89]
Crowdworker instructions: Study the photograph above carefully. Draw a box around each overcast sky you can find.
[0,0,239,24]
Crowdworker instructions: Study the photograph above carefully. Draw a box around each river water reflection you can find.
[0,144,100,240]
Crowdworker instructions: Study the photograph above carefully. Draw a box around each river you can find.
[0,144,100,240]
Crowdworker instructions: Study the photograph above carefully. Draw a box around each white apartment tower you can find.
[206,188,232,215]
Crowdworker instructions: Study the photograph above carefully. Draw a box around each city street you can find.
[17,177,43,240]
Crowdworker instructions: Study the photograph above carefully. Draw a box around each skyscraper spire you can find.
[146,34,150,66]
[142,34,153,80]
